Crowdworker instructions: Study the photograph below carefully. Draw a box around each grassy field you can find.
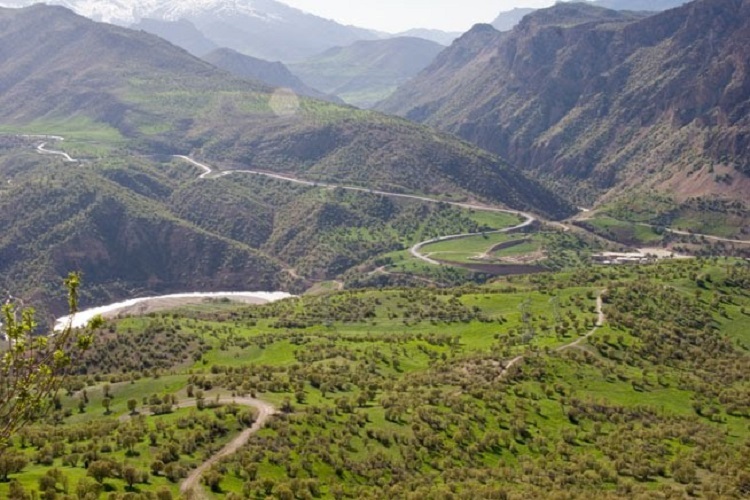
[421,233,544,264]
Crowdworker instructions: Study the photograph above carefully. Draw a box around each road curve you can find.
[174,156,538,266]
[24,138,750,250]
[409,218,534,266]
[22,135,79,163]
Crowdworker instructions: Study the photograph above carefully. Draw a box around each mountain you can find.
[491,8,535,31]
[394,28,460,46]
[0,5,574,310]
[131,18,217,56]
[0,147,298,315]
[202,48,342,103]
[0,0,380,62]
[0,5,572,217]
[491,1,690,32]
[378,0,750,206]
[288,37,445,108]
[593,0,690,11]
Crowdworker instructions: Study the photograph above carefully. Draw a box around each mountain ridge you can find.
[491,0,691,32]
[0,0,381,61]
[378,0,750,205]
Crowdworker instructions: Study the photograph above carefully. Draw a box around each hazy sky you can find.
[280,0,559,33]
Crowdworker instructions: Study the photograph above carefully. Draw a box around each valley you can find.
[1,1,749,499]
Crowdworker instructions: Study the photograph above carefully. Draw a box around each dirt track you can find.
[172,397,276,499]
[499,291,606,378]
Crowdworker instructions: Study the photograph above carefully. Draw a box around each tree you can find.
[0,273,98,446]
[203,469,223,492]
[127,398,138,415]
[86,460,113,484]
[0,450,27,481]
[122,465,140,490]
[74,477,102,500]
[8,480,29,500]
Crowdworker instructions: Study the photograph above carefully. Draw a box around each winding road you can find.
[410,220,533,266]
[22,135,78,162]
[174,155,538,266]
[24,137,750,255]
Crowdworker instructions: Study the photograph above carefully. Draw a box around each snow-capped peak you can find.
[0,0,267,24]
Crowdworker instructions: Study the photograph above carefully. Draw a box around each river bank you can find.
[54,291,294,331]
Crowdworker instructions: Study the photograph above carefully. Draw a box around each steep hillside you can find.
[203,48,341,103]
[289,37,445,108]
[0,0,380,62]
[0,149,295,315]
[379,0,750,206]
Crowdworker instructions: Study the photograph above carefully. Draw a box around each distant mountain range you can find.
[289,37,445,109]
[0,0,454,106]
[131,18,218,56]
[378,0,750,205]
[0,0,380,62]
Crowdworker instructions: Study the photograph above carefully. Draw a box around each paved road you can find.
[409,217,534,266]
[636,223,750,245]
[175,156,538,266]
[25,138,750,250]
[22,135,78,163]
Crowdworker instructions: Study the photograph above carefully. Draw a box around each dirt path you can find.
[556,293,605,353]
[498,291,606,378]
[170,397,276,499]
[117,397,275,499]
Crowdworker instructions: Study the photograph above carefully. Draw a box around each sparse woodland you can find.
[2,259,748,498]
